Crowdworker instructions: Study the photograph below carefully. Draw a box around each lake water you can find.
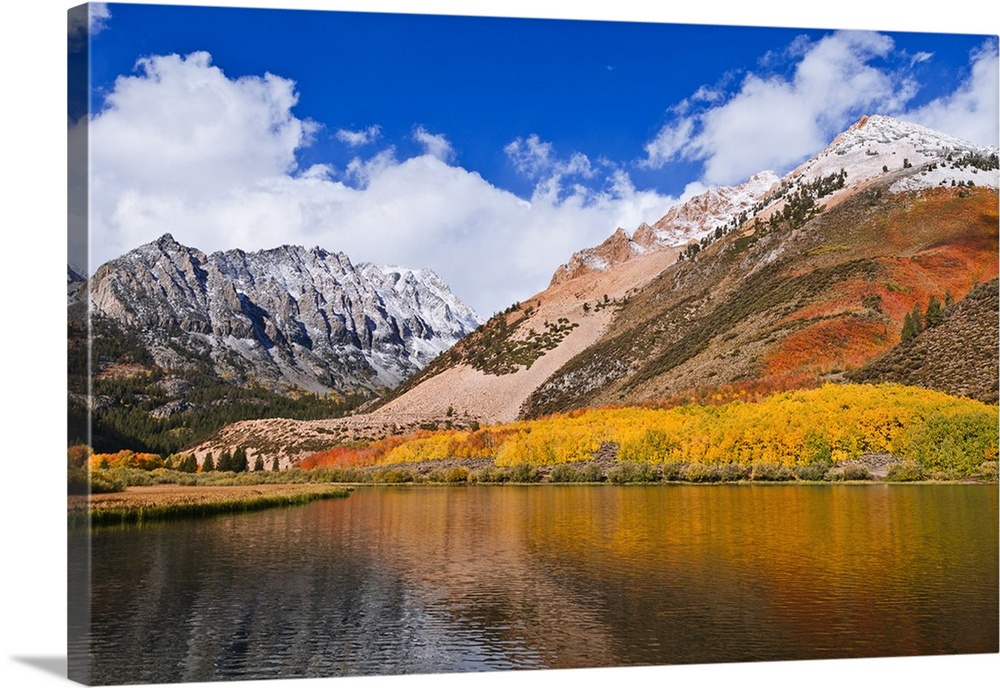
[69,484,998,684]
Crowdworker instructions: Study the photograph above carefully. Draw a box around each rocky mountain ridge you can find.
[551,172,782,285]
[553,115,997,286]
[85,234,482,395]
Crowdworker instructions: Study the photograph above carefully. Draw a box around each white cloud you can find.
[505,134,557,178]
[90,52,313,192]
[335,125,381,147]
[691,85,723,103]
[90,3,111,32]
[905,40,999,146]
[345,148,398,187]
[412,126,455,162]
[83,52,678,317]
[643,31,920,185]
[642,118,695,169]
[505,134,601,207]
[82,52,322,268]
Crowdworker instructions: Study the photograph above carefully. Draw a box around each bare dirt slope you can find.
[377,247,678,422]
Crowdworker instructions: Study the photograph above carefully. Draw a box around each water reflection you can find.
[73,485,999,684]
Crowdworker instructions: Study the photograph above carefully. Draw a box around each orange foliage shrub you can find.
[89,450,164,471]
[765,317,890,377]
[298,434,411,469]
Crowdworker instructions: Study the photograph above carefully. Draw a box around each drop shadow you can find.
[12,656,66,679]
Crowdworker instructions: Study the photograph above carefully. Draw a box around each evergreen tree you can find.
[925,296,945,328]
[253,454,265,472]
[901,312,916,344]
[217,450,232,472]
[232,447,249,473]
[271,456,280,472]
[202,452,215,472]
[910,302,924,336]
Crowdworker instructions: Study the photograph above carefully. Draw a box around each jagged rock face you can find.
[645,172,782,247]
[549,227,639,285]
[550,172,781,285]
[88,234,482,393]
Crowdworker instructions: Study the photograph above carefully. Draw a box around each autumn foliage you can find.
[300,384,997,476]
[89,449,165,471]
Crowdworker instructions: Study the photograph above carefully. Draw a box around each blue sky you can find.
[68,1,999,316]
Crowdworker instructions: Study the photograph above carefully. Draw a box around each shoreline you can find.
[69,483,352,528]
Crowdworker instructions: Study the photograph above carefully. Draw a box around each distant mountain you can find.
[86,234,481,394]
[69,236,481,455]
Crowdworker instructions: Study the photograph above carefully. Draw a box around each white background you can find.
[1,2,997,687]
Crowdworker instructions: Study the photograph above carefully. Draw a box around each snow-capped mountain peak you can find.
[785,114,998,194]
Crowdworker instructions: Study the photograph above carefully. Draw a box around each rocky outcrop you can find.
[550,228,642,285]
[549,171,781,286]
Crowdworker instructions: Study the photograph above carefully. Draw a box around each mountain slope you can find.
[846,278,999,403]
[373,247,680,421]
[369,166,796,422]
[393,115,999,421]
[527,182,997,414]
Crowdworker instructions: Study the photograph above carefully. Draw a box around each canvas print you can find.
[67,2,999,685]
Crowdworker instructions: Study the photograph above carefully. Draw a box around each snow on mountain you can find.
[551,172,781,285]
[786,114,998,194]
[553,115,997,286]
[87,234,483,393]
[644,171,783,247]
